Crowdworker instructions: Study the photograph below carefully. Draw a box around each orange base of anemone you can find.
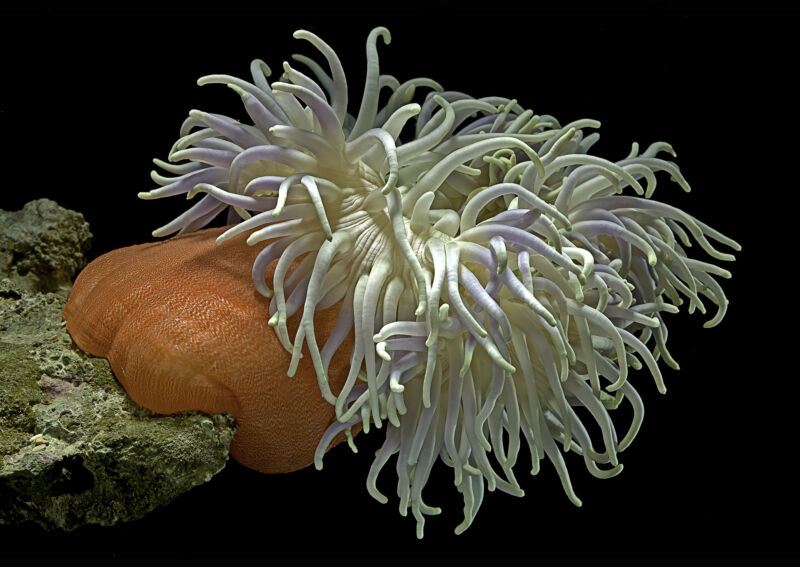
[63,225,356,474]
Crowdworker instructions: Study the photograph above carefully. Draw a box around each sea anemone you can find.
[137,26,739,537]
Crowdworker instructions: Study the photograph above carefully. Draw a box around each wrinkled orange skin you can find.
[63,225,356,473]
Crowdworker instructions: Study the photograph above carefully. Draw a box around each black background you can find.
[0,6,794,559]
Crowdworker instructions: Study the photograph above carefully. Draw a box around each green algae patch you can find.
[0,345,43,456]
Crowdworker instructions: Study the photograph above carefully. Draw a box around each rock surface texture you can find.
[0,199,92,296]
[0,200,237,530]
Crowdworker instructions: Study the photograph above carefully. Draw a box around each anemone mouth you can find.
[140,26,740,537]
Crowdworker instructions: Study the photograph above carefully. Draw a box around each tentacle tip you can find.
[227,83,246,96]
[376,27,392,44]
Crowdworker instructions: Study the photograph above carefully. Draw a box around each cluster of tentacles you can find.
[139,27,739,537]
